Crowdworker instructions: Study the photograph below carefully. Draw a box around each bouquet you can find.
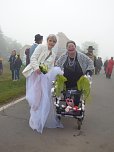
[39,63,48,74]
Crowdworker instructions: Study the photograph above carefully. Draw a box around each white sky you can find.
[0,0,114,59]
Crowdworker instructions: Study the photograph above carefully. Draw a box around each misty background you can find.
[0,0,114,60]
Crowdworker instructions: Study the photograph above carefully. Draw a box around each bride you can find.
[22,34,63,133]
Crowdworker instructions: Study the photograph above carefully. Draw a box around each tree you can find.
[0,27,22,59]
[5,37,22,53]
[0,28,7,53]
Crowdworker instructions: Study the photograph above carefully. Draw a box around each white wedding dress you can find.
[26,67,63,133]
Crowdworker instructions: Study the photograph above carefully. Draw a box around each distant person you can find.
[95,57,103,74]
[86,46,96,70]
[14,54,22,80]
[8,50,17,80]
[0,58,3,75]
[29,34,43,58]
[104,59,108,74]
[25,48,30,66]
[99,57,103,72]
[106,57,114,79]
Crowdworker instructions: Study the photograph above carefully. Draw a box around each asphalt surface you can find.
[0,70,114,152]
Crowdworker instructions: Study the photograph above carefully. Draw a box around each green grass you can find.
[0,63,26,105]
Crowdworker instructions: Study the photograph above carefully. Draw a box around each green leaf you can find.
[77,76,91,102]
[54,75,67,97]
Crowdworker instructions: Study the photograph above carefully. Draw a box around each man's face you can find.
[88,49,93,53]
[12,50,16,55]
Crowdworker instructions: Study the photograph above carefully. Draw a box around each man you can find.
[14,54,22,80]
[86,46,96,74]
[8,50,17,80]
[25,34,43,66]
[95,57,103,74]
[104,59,108,74]
[25,48,30,66]
[29,34,43,58]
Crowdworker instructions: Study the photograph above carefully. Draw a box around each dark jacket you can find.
[25,48,30,66]
[14,58,22,70]
[9,55,16,70]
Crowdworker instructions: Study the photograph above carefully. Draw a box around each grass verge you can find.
[0,63,26,105]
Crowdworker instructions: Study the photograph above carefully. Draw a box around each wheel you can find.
[77,119,82,130]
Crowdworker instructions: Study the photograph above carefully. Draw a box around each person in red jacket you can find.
[106,57,114,79]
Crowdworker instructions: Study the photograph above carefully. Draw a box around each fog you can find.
[0,0,114,59]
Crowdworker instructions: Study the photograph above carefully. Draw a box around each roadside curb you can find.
[0,96,26,112]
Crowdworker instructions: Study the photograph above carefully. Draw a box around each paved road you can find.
[0,71,114,152]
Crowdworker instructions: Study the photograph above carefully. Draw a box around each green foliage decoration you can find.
[77,75,91,101]
[54,75,67,97]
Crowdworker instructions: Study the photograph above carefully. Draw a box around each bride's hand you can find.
[35,69,41,74]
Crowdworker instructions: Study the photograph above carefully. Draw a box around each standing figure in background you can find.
[104,59,108,74]
[14,54,22,80]
[29,34,43,58]
[25,34,43,66]
[106,57,114,79]
[86,46,96,73]
[99,57,103,73]
[95,57,103,74]
[8,50,17,80]
[0,58,3,75]
[25,48,30,66]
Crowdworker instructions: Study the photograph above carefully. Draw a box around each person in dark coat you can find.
[104,59,108,74]
[8,50,17,80]
[95,57,103,74]
[29,34,43,58]
[25,34,43,66]
[14,54,22,80]
[25,48,30,66]
[0,58,3,75]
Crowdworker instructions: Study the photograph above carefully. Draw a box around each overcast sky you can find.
[0,0,114,59]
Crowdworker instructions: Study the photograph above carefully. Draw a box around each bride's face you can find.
[47,38,56,50]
